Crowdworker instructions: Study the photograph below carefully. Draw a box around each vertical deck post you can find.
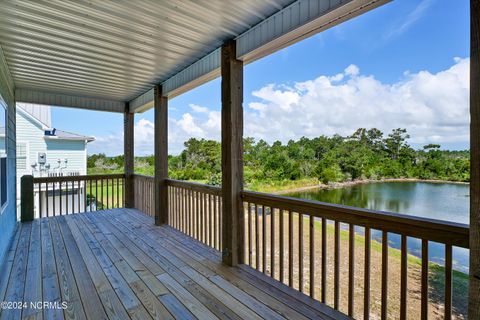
[221,39,244,266]
[469,0,480,317]
[20,175,34,221]
[154,85,168,225]
[124,105,134,208]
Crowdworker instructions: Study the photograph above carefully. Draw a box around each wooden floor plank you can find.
[157,273,219,320]
[53,217,108,320]
[210,275,286,320]
[180,266,262,320]
[2,208,350,320]
[0,224,21,303]
[113,210,306,320]
[101,211,242,320]
[23,220,43,320]
[72,214,152,320]
[40,219,64,320]
[48,218,87,320]
[159,293,196,320]
[1,223,31,320]
[117,209,313,320]
[80,213,173,320]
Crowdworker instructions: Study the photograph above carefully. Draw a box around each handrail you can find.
[27,173,126,219]
[33,173,125,183]
[242,190,469,248]
[166,178,222,195]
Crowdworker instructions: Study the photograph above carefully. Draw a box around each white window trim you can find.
[0,98,7,214]
[16,140,29,171]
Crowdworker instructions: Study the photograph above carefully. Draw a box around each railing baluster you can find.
[116,177,119,208]
[209,194,212,246]
[101,178,103,210]
[188,190,195,237]
[52,182,55,217]
[309,214,315,299]
[189,189,192,236]
[400,234,407,320]
[271,207,275,279]
[45,182,49,218]
[349,224,355,317]
[95,179,98,211]
[203,192,207,242]
[65,179,68,215]
[334,221,340,309]
[77,180,81,213]
[299,212,304,292]
[288,210,293,287]
[381,231,388,320]
[421,239,428,320]
[248,202,252,266]
[183,188,187,233]
[60,181,63,216]
[262,205,266,274]
[105,178,110,210]
[214,194,218,250]
[445,244,452,320]
[256,204,260,271]
[89,179,93,212]
[38,181,42,218]
[196,191,200,240]
[364,227,371,320]
[321,217,326,303]
[280,209,285,284]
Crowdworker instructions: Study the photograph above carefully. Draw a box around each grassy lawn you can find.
[86,180,124,210]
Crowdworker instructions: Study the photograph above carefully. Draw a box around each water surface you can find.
[286,182,470,272]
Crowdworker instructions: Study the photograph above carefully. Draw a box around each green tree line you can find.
[87,128,470,188]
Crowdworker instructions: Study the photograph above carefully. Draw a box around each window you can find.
[0,101,6,209]
[16,142,27,170]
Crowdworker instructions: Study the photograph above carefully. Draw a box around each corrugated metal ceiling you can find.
[0,0,294,102]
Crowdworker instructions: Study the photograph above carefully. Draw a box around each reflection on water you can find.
[286,182,470,272]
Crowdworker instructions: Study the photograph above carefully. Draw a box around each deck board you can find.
[0,208,347,320]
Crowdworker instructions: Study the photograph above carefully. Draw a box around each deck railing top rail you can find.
[166,178,222,195]
[242,190,469,248]
[32,173,125,183]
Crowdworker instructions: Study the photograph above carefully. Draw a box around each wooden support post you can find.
[469,0,480,317]
[154,85,168,225]
[221,40,244,266]
[21,175,34,221]
[124,106,134,208]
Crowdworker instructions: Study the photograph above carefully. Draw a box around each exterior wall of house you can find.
[0,47,16,263]
[16,109,88,179]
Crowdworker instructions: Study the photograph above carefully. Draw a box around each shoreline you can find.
[272,177,469,195]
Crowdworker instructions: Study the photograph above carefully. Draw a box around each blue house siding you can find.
[0,46,16,263]
[16,108,88,179]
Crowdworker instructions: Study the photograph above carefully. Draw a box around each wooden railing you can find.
[132,174,155,217]
[82,174,469,319]
[27,174,125,219]
[241,190,469,320]
[166,179,223,251]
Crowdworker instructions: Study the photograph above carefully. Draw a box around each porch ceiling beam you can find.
[15,88,126,113]
[129,0,389,113]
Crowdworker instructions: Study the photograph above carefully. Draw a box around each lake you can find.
[286,181,470,272]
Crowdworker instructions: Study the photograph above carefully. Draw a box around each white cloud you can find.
[90,57,469,156]
[385,0,434,39]
[189,103,208,113]
[245,57,469,146]
[344,64,359,77]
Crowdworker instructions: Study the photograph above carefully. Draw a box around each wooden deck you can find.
[0,208,347,320]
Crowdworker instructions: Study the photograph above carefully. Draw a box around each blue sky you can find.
[51,0,470,156]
